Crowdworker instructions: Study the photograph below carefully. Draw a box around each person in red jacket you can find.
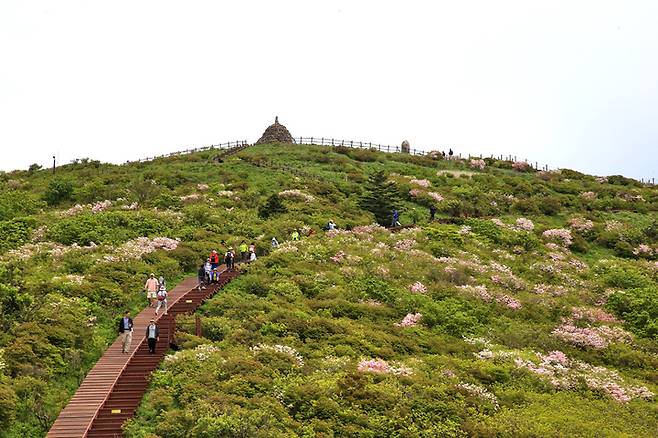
[209,250,220,270]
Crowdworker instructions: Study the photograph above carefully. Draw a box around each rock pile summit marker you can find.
[256,116,295,144]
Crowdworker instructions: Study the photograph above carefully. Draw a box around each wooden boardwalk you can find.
[47,269,239,438]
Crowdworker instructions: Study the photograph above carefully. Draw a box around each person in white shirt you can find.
[144,273,159,308]
[146,319,159,354]
[155,285,168,315]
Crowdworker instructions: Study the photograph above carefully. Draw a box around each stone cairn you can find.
[256,117,295,144]
[401,140,410,154]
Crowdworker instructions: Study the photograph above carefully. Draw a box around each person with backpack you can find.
[391,209,401,227]
[146,319,159,354]
[327,220,336,230]
[239,241,249,262]
[429,205,437,221]
[144,273,159,308]
[271,237,279,248]
[155,285,168,315]
[118,311,134,354]
[209,250,220,270]
[197,263,207,290]
[291,229,300,241]
[225,247,235,271]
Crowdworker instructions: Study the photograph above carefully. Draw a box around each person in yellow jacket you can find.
[239,241,249,262]
[291,229,300,241]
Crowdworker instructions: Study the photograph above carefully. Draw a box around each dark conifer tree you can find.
[359,170,400,226]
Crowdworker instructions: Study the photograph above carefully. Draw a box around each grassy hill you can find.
[1,143,658,437]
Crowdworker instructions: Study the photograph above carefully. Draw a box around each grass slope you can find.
[0,143,657,437]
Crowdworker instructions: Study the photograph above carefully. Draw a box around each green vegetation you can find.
[1,143,658,437]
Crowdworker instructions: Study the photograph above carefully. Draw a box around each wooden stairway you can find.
[47,269,240,438]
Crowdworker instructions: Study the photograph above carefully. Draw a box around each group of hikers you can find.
[197,241,257,289]
[118,216,428,356]
[118,240,265,355]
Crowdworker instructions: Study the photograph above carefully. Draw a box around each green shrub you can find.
[43,179,75,206]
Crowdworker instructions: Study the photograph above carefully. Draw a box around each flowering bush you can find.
[91,200,112,213]
[455,383,499,409]
[330,251,347,263]
[194,344,221,361]
[469,159,486,170]
[103,236,179,261]
[427,192,444,202]
[278,189,315,202]
[409,281,427,294]
[196,183,209,191]
[251,343,304,366]
[496,294,521,310]
[409,188,422,197]
[409,178,431,188]
[394,239,416,251]
[568,217,594,232]
[633,244,655,257]
[552,320,632,349]
[514,351,653,403]
[395,313,422,327]
[512,161,530,171]
[580,191,597,200]
[357,358,413,376]
[542,228,573,247]
[514,217,534,231]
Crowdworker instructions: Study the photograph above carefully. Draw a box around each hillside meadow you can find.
[0,143,657,436]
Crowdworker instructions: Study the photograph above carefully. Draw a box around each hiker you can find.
[291,229,300,241]
[209,250,220,270]
[239,241,248,262]
[327,220,336,230]
[429,205,437,221]
[204,258,212,282]
[118,311,133,354]
[197,263,207,290]
[391,209,401,227]
[249,242,256,253]
[449,148,454,159]
[271,237,279,248]
[225,247,235,271]
[155,285,168,315]
[158,275,166,290]
[144,273,159,308]
[146,319,159,354]
[249,249,257,262]
[211,267,220,283]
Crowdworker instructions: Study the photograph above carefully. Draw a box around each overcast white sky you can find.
[1,1,657,180]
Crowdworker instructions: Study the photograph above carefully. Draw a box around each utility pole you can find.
[53,155,56,174]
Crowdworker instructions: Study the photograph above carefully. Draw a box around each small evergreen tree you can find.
[359,170,400,226]
[258,194,287,219]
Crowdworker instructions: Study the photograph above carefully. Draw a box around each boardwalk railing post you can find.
[195,316,202,337]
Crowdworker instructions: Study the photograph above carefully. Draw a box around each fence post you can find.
[195,315,202,337]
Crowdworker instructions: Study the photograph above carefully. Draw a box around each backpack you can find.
[157,290,166,301]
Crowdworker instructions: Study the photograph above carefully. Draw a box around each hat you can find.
[150,273,155,276]
[149,319,155,323]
